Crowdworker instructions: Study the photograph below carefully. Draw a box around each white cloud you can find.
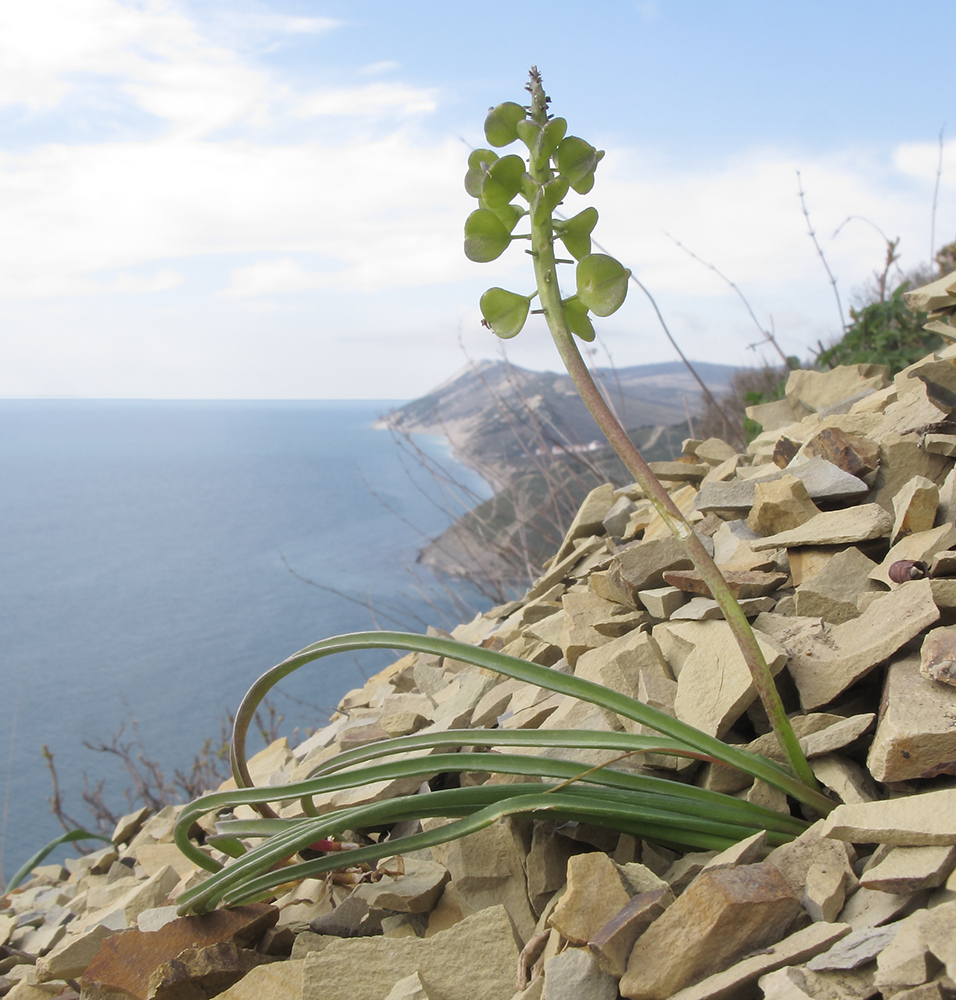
[295,83,439,118]
[224,257,327,297]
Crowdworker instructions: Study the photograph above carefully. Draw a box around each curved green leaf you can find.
[516,116,568,164]
[484,101,526,147]
[488,202,524,234]
[563,295,596,342]
[531,176,570,225]
[480,154,526,210]
[555,207,599,260]
[480,287,532,339]
[554,136,605,194]
[576,253,631,316]
[7,828,111,891]
[464,209,511,262]
[464,148,498,199]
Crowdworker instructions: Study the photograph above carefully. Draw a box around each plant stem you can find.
[524,74,819,794]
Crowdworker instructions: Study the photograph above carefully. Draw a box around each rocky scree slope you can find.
[9,338,956,998]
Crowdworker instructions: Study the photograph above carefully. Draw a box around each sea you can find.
[0,399,494,886]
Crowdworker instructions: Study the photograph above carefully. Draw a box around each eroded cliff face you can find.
[11,341,956,1000]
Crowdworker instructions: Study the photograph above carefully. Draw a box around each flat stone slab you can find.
[755,578,939,710]
[821,788,956,846]
[866,653,956,782]
[695,458,869,513]
[750,503,893,550]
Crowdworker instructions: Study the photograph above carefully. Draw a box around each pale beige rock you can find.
[893,475,940,542]
[821,788,956,846]
[548,853,632,945]
[765,821,856,907]
[750,503,893,551]
[301,904,519,1000]
[427,817,536,943]
[793,546,878,624]
[801,714,874,758]
[861,844,956,894]
[879,376,953,437]
[747,397,804,433]
[871,433,953,514]
[574,628,669,705]
[619,863,801,1000]
[711,519,778,572]
[700,831,767,873]
[786,364,890,414]
[921,625,956,687]
[874,907,939,994]
[810,754,879,805]
[695,438,738,465]
[384,972,431,1000]
[787,545,842,587]
[560,590,615,664]
[748,474,822,535]
[35,923,114,982]
[866,654,956,783]
[759,964,879,999]
[542,946,617,1000]
[755,579,939,710]
[655,619,787,737]
[804,859,848,922]
[637,585,686,619]
[211,958,305,1000]
[608,535,694,600]
[838,884,926,930]
[668,595,776,620]
[666,922,851,1000]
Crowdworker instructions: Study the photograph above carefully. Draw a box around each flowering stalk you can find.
[465,67,819,793]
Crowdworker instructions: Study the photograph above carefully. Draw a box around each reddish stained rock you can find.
[81,903,278,1000]
[662,568,788,599]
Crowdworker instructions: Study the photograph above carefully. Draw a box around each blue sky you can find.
[2,0,955,398]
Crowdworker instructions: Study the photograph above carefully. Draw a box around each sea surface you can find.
[0,400,492,885]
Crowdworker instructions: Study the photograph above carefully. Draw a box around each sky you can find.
[2,1,956,400]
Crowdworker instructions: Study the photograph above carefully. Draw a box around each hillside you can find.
[378,358,738,591]
[379,358,737,487]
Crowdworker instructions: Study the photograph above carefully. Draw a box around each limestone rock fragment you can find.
[547,852,633,945]
[300,905,519,1000]
[866,654,956,782]
[619,862,801,1000]
[543,946,617,1000]
[748,474,822,534]
[654,619,787,737]
[921,625,956,686]
[750,503,892,550]
[665,922,851,1000]
[821,788,956,846]
[861,844,956,894]
[608,535,693,601]
[212,960,306,1000]
[786,364,890,415]
[893,475,940,541]
[755,578,939,710]
[793,546,878,623]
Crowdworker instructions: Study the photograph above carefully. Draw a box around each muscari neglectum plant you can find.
[161,69,834,914]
